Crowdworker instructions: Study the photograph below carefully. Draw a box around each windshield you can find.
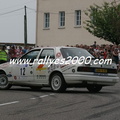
[60,48,94,59]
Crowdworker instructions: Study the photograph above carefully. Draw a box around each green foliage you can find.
[84,1,120,45]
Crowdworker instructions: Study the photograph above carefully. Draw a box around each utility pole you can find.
[24,6,27,46]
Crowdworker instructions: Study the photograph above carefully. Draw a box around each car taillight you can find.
[77,67,93,72]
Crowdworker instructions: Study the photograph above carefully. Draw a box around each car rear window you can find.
[60,48,94,59]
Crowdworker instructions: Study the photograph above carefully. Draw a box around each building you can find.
[36,0,114,47]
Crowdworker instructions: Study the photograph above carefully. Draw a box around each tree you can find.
[84,1,120,45]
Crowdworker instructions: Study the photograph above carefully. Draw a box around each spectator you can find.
[93,41,97,48]
[106,50,112,59]
[112,48,119,70]
[16,46,23,58]
[0,45,8,64]
[22,46,28,54]
[104,49,107,59]
[9,46,17,59]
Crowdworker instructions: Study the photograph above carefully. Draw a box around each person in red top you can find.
[104,49,107,59]
[9,46,17,59]
[17,46,23,58]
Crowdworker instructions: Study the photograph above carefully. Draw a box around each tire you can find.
[50,73,66,92]
[0,74,12,90]
[87,85,102,93]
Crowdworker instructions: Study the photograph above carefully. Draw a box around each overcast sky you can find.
[0,0,36,44]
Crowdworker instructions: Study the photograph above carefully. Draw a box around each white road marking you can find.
[0,94,55,107]
[50,93,55,96]
[30,98,36,100]
[40,95,49,98]
[0,101,19,107]
[30,94,55,100]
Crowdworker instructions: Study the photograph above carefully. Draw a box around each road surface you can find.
[0,73,120,120]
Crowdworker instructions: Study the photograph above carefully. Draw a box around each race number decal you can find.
[20,68,26,75]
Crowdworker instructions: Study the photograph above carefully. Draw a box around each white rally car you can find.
[0,47,119,92]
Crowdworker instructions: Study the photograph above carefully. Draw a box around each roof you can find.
[32,46,84,50]
[0,42,35,46]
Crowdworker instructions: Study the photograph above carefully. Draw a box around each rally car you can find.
[0,47,119,92]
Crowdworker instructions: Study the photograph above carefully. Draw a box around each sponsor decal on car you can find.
[14,76,17,80]
[56,52,61,58]
[0,63,9,68]
[7,74,12,77]
[62,65,76,72]
[36,64,47,71]
[48,64,60,73]
[37,75,46,79]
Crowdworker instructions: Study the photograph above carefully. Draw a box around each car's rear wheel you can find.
[0,74,12,90]
[87,85,102,93]
[50,73,66,92]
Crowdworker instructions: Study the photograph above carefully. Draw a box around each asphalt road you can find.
[0,73,120,120]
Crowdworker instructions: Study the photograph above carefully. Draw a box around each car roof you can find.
[33,46,84,50]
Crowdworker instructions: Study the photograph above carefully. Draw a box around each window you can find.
[75,10,81,26]
[60,48,93,59]
[39,49,55,59]
[44,13,50,28]
[59,11,65,27]
[20,50,41,63]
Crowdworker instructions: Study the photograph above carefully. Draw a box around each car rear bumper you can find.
[63,73,119,86]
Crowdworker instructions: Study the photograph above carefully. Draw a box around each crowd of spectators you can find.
[6,46,33,60]
[67,41,120,69]
[0,42,120,70]
[0,45,33,64]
